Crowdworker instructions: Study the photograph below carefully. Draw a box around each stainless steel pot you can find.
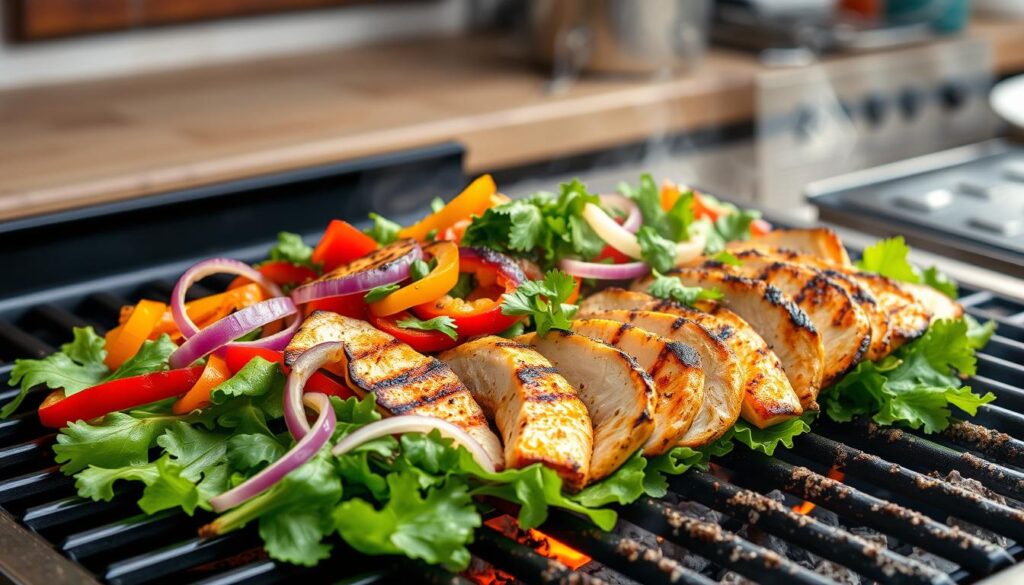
[529,0,710,76]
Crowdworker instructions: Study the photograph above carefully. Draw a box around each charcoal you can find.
[905,547,960,574]
[809,506,841,528]
[940,470,1015,547]
[616,520,710,573]
[579,561,640,585]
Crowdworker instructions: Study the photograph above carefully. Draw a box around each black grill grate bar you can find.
[971,376,1024,414]
[0,467,74,511]
[0,413,44,447]
[789,431,1024,546]
[824,419,1024,502]
[983,336,1024,363]
[0,433,55,474]
[970,404,1024,438]
[62,510,201,562]
[718,449,1004,572]
[469,526,601,584]
[670,470,959,584]
[541,508,716,585]
[25,305,94,339]
[189,561,279,585]
[22,494,138,538]
[934,419,1024,469]
[103,531,262,585]
[0,322,54,360]
[620,496,835,585]
[977,354,1024,386]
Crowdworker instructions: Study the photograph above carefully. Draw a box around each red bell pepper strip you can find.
[221,346,352,398]
[303,293,367,320]
[594,244,632,265]
[410,251,520,338]
[368,311,459,353]
[229,261,317,290]
[39,367,205,428]
[313,220,378,272]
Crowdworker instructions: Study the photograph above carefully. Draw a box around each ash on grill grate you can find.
[937,470,1017,548]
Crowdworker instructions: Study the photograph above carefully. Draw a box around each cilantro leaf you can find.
[647,269,722,307]
[54,411,180,473]
[269,232,315,268]
[713,209,759,243]
[364,284,400,303]
[625,174,694,242]
[501,270,578,337]
[856,236,918,282]
[365,213,402,245]
[712,251,742,266]
[395,316,458,341]
[409,259,432,282]
[75,462,160,502]
[137,456,202,515]
[824,318,995,433]
[922,266,958,299]
[448,273,475,299]
[4,327,110,416]
[636,226,678,274]
[335,473,479,571]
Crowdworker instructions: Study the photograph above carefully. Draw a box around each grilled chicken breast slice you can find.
[440,337,593,490]
[709,255,871,388]
[903,282,963,322]
[517,331,656,482]
[634,268,824,408]
[569,319,704,455]
[579,288,802,429]
[744,227,853,267]
[571,309,742,447]
[285,311,503,466]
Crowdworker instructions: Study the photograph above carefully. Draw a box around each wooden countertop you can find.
[1,18,1022,222]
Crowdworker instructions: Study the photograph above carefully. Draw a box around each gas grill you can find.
[1,143,1023,585]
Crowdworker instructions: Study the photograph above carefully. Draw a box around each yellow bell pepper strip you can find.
[398,175,497,241]
[104,299,166,370]
[369,241,460,317]
[171,354,231,415]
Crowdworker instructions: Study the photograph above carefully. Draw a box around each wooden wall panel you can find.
[8,0,404,41]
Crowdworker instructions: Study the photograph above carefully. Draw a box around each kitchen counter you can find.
[1,18,1022,222]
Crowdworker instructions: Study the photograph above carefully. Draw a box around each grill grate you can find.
[3,150,1024,583]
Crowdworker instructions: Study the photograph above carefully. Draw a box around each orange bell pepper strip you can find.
[171,354,231,415]
[105,299,166,369]
[369,241,460,317]
[117,283,267,342]
[398,175,497,241]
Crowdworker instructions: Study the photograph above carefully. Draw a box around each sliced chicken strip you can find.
[570,319,704,455]
[745,227,853,267]
[517,330,656,482]
[285,311,503,466]
[579,288,802,428]
[903,282,963,322]
[440,337,593,491]
[706,255,872,388]
[634,268,824,409]
[569,309,742,447]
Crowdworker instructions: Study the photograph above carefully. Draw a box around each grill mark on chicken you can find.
[493,341,529,349]
[762,283,817,333]
[349,357,445,391]
[515,365,560,385]
[527,391,582,403]
[666,340,701,368]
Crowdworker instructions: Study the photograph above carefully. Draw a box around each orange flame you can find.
[792,467,845,515]
[483,515,591,570]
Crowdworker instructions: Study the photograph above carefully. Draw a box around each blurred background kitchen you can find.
[1,0,1023,292]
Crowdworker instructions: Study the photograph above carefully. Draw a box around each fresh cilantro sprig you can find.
[636,226,678,273]
[621,174,694,242]
[856,236,958,299]
[395,315,459,341]
[500,269,579,337]
[363,284,400,303]
[461,179,604,269]
[268,232,316,269]
[824,317,995,433]
[647,269,722,307]
[365,213,402,245]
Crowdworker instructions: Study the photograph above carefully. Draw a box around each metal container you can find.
[528,0,710,76]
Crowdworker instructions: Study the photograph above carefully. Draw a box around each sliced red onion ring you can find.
[209,392,335,513]
[290,240,422,305]
[332,415,498,474]
[171,258,284,339]
[169,297,298,369]
[559,258,649,280]
[284,341,347,440]
[599,194,641,234]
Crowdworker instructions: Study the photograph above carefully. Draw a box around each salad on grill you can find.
[2,174,996,570]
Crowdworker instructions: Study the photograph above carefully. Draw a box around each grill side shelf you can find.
[0,508,99,585]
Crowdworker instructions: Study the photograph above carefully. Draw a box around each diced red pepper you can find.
[595,244,632,264]
[313,220,378,272]
[368,311,459,353]
[39,367,205,428]
[228,261,317,290]
[221,346,352,398]
[303,293,367,320]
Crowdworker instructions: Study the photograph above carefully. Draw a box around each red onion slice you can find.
[599,194,642,234]
[290,240,422,304]
[559,258,649,280]
[171,258,284,339]
[209,392,335,513]
[284,341,347,440]
[332,415,498,474]
[169,297,298,369]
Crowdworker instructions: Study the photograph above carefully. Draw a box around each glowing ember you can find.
[484,515,592,570]
[791,467,845,515]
